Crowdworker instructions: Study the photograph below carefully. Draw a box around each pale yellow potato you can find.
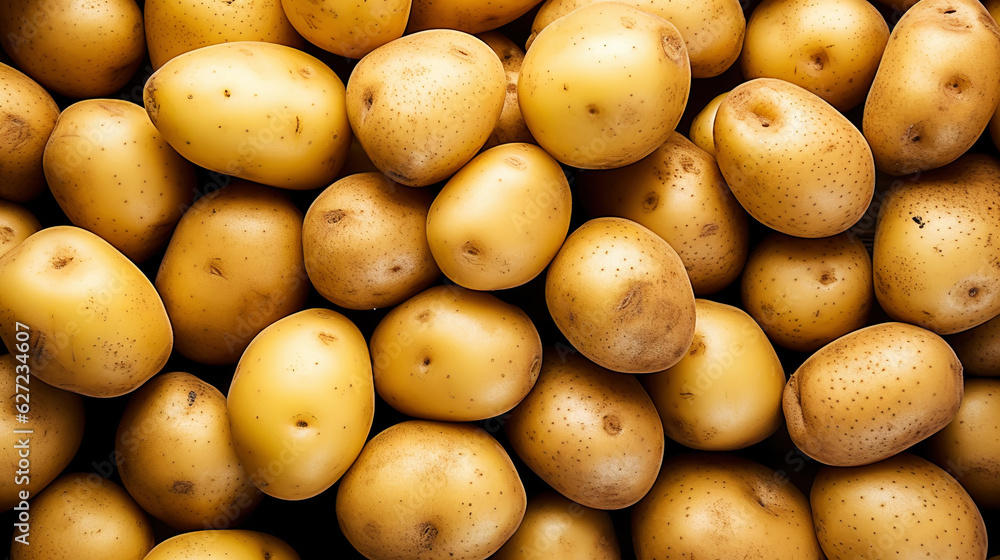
[346,30,505,187]
[872,154,1000,335]
[426,143,572,291]
[632,453,824,559]
[527,0,745,78]
[519,3,689,169]
[282,0,408,59]
[10,473,154,560]
[0,63,59,202]
[641,300,784,451]
[0,355,84,513]
[811,453,988,559]
[43,99,196,263]
[714,78,875,238]
[545,217,696,374]
[302,172,439,310]
[145,0,305,69]
[741,0,889,112]
[947,314,1000,377]
[579,132,749,295]
[144,41,352,190]
[477,31,535,149]
[143,530,300,560]
[0,226,173,397]
[863,0,1000,175]
[783,322,963,466]
[405,0,542,33]
[505,350,664,510]
[116,372,261,530]
[741,232,874,352]
[228,309,374,501]
[337,420,525,560]
[493,492,620,560]
[687,91,727,157]
[0,0,144,98]
[369,285,542,421]
[155,181,309,365]
[0,200,41,258]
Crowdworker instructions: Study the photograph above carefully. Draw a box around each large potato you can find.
[143,530,300,560]
[144,41,352,190]
[0,201,41,258]
[783,322,963,466]
[0,63,59,202]
[863,0,1000,175]
[281,0,408,59]
[0,226,173,397]
[477,31,535,149]
[493,492,620,559]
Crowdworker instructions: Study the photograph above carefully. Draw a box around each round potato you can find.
[477,31,535,149]
[282,0,408,59]
[688,91,727,157]
[0,201,41,258]
[0,63,59,202]
[405,0,541,33]
[369,285,542,421]
[493,492,620,560]
[426,143,572,291]
[947,314,1000,377]
[143,530,300,560]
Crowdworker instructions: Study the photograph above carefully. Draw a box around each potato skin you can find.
[0,200,41,258]
[282,0,408,59]
[947,314,1000,377]
[405,0,540,33]
[493,492,620,560]
[783,322,963,467]
[143,530,301,560]
[688,91,727,157]
[477,32,535,149]
[0,63,59,202]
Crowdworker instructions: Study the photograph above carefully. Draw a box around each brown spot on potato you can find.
[296,420,308,428]
[688,335,705,356]
[187,391,197,406]
[603,415,622,435]
[505,156,526,169]
[449,46,473,62]
[642,192,659,212]
[51,255,73,269]
[461,241,481,261]
[206,258,226,278]
[416,310,431,323]
[819,270,837,285]
[325,209,345,224]
[417,522,438,548]
[0,226,15,243]
[171,480,194,494]
[298,67,313,78]
[700,223,719,237]
[319,332,338,345]
[942,75,969,97]
[586,104,600,116]
[660,32,685,65]
[223,89,231,98]
[0,114,30,151]
[620,16,635,28]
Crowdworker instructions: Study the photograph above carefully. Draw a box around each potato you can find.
[155,181,308,365]
[0,226,173,397]
[426,143,572,291]
[143,530,300,560]
[42,99,197,263]
[10,473,154,560]
[0,63,59,202]
[281,0,408,59]
[0,0,144,98]
[369,285,541,421]
[346,30,505,187]
[144,41,352,190]
[811,453,988,559]
[519,2,689,169]
[493,492,620,560]
[947,314,1000,377]
[145,0,305,69]
[228,308,374,500]
[641,299,784,451]
[579,132,749,295]
[405,0,541,34]
[476,31,535,149]
[632,453,824,560]
[872,154,1000,335]
[545,217,696,374]
[714,77,875,238]
[336,420,525,560]
[688,91,727,157]
[0,355,84,512]
[783,322,963,466]
[0,200,41,258]
[527,0,745,78]
[505,350,664,510]
[741,232,874,352]
[116,371,261,530]
[863,0,1000,175]
[741,0,889,112]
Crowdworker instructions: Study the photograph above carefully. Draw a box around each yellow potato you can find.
[346,30,505,186]
[144,41,352,190]
[519,2,689,169]
[811,453,988,559]
[369,285,541,421]
[337,420,525,560]
[143,530,300,560]
[505,350,664,510]
[477,31,535,149]
[302,172,439,310]
[741,0,889,112]
[641,300,784,451]
[493,492,620,560]
[0,200,41,258]
[282,0,409,59]
[579,131,749,295]
[0,0,144,98]
[741,232,874,352]
[688,91,727,157]
[426,143,572,291]
[0,63,59,202]
[0,226,173,397]
[228,309,374,500]
[947,314,1000,377]
[545,217,696,374]
[42,99,196,263]
[863,0,1000,175]
[405,0,542,33]
[714,78,875,238]
[783,322,963,466]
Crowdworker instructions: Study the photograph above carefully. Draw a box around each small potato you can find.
[282,0,408,59]
[688,91,727,157]
[302,172,440,310]
[493,492,620,560]
[10,473,154,560]
[405,0,541,34]
[0,63,59,202]
[369,285,542,421]
[0,200,41,258]
[947,314,1000,377]
[143,530,300,560]
[741,232,874,352]
[426,143,572,291]
[477,31,535,149]
[783,322,963,466]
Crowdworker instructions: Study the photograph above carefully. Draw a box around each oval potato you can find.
[282,0,409,59]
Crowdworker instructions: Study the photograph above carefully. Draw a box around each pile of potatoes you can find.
[1,0,1000,557]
